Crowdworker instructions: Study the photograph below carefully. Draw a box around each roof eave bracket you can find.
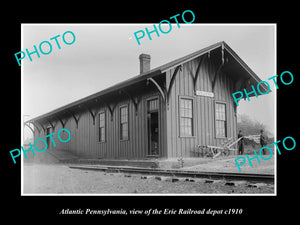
[166,65,182,107]
[67,109,80,129]
[119,89,140,116]
[212,44,225,92]
[147,77,166,103]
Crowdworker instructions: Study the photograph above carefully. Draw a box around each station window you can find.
[99,111,106,142]
[179,98,194,137]
[120,105,129,140]
[215,102,227,138]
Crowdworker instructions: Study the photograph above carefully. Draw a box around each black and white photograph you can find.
[21,24,276,195]
[4,3,299,220]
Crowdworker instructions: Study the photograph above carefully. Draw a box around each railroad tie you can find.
[247,183,268,188]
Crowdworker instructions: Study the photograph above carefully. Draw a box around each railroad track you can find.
[69,165,274,183]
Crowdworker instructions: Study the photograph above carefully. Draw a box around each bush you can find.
[237,114,274,155]
[237,114,271,136]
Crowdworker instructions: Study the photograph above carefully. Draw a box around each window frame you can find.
[178,96,195,138]
[214,101,227,139]
[147,96,159,113]
[119,104,129,141]
[98,111,106,143]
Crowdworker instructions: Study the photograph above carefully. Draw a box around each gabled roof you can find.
[26,41,266,123]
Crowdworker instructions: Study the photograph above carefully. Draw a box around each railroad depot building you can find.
[26,41,267,159]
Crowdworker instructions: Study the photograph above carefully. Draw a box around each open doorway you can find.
[147,98,159,156]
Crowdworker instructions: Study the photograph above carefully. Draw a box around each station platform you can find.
[24,149,275,174]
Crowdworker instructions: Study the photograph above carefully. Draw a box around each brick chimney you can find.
[139,53,151,74]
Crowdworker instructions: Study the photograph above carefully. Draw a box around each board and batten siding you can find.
[33,90,167,159]
[165,56,237,158]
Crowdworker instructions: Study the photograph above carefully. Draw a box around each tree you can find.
[237,114,273,153]
[237,114,270,136]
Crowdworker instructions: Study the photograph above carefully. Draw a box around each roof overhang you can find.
[26,69,163,124]
[222,42,270,96]
[26,41,268,124]
[158,41,269,96]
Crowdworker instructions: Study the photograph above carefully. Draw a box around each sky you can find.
[22,24,276,138]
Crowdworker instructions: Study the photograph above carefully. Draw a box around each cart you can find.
[194,136,243,158]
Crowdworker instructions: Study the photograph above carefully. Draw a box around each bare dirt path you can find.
[23,163,274,194]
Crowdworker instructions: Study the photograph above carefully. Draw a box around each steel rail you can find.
[69,165,274,183]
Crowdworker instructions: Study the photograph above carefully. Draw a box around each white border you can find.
[21,24,24,196]
[21,23,277,196]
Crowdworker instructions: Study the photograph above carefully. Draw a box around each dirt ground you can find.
[23,164,274,195]
[176,156,275,174]
[22,150,275,195]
